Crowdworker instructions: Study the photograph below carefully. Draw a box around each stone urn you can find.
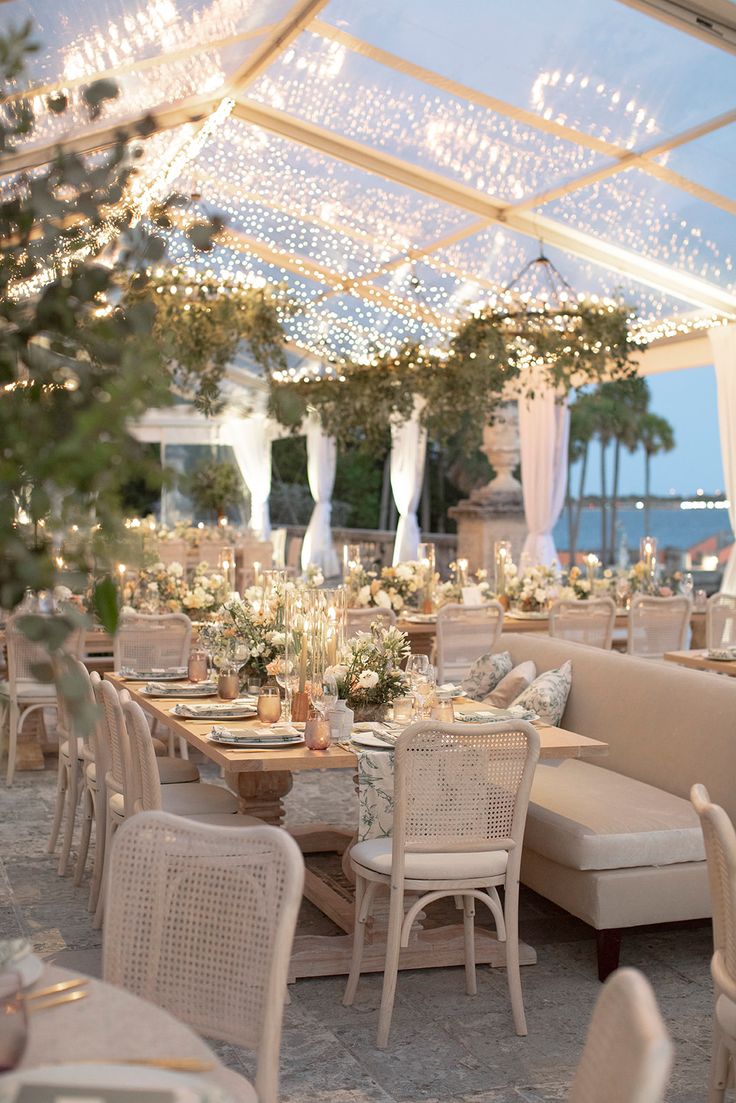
[470,402,523,507]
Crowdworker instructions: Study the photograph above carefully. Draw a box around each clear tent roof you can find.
[3,0,736,365]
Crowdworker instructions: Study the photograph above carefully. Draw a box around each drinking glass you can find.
[680,572,694,598]
[257,686,282,723]
[411,664,436,720]
[320,673,338,718]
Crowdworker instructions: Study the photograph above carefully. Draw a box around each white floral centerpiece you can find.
[198,595,286,680]
[438,566,492,606]
[505,563,560,614]
[328,622,410,720]
[121,561,229,618]
[346,562,426,613]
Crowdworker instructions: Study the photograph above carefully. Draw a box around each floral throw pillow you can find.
[512,660,572,726]
[484,661,537,707]
[461,651,513,700]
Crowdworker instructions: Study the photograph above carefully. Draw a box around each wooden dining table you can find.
[664,648,736,676]
[107,673,607,982]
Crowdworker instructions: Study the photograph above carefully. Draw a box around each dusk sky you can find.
[570,365,724,500]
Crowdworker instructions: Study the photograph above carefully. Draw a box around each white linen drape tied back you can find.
[709,325,736,594]
[518,387,570,567]
[301,415,340,577]
[221,413,275,540]
[390,398,427,565]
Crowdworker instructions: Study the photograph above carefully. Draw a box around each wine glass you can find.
[411,663,436,720]
[406,653,431,681]
[680,572,694,598]
[321,672,338,717]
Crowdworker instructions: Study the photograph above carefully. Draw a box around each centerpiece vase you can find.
[350,701,388,723]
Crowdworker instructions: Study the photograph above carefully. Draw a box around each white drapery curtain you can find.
[221,413,275,540]
[709,325,736,593]
[390,399,427,564]
[518,388,570,566]
[301,416,340,576]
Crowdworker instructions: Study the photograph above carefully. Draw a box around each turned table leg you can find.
[229,770,294,825]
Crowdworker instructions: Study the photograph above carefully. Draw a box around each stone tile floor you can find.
[0,757,714,1103]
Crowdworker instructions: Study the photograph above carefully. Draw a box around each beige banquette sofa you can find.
[492,633,736,979]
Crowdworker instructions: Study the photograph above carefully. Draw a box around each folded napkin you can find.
[210,723,302,743]
[120,666,188,679]
[352,721,405,746]
[707,647,736,661]
[0,939,31,971]
[145,681,217,695]
[456,705,537,723]
[172,699,256,718]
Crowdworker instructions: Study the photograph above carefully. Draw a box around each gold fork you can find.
[22,978,88,1002]
[27,989,89,1014]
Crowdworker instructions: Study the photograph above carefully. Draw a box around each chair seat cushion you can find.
[86,761,97,784]
[184,812,263,826]
[161,782,238,816]
[4,679,57,700]
[213,1067,258,1103]
[60,740,85,763]
[157,758,200,784]
[110,792,125,817]
[525,760,706,871]
[350,838,508,881]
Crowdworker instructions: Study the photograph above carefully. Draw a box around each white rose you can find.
[357,670,379,689]
[329,664,349,679]
[395,564,413,581]
[170,562,184,577]
[375,589,392,609]
[358,585,371,606]
[391,594,404,611]
[534,587,548,604]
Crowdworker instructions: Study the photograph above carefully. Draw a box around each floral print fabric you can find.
[512,660,572,726]
[461,651,513,700]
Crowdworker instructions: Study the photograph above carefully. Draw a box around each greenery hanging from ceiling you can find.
[124,270,288,416]
[267,297,641,455]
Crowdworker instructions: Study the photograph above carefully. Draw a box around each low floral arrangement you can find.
[121,561,229,618]
[558,565,616,601]
[346,561,433,613]
[198,595,286,678]
[134,516,246,547]
[328,622,410,716]
[438,566,492,605]
[505,563,559,613]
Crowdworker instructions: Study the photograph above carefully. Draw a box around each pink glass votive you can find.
[257,688,282,724]
[305,717,332,750]
[217,670,240,701]
[188,650,208,683]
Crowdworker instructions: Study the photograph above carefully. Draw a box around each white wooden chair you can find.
[103,811,304,1103]
[435,602,505,682]
[549,597,616,650]
[344,719,540,1048]
[48,656,96,877]
[271,528,288,570]
[345,606,397,639]
[2,616,84,786]
[707,593,736,650]
[93,680,236,926]
[627,594,691,659]
[691,784,736,1102]
[569,968,672,1103]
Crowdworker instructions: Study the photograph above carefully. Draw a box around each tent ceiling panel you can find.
[655,121,736,200]
[320,0,736,149]
[249,29,614,204]
[539,167,735,291]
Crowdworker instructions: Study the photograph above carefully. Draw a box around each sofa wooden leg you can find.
[595,928,622,981]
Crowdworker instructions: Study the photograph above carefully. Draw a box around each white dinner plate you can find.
[0,1063,233,1103]
[142,684,218,698]
[117,668,188,681]
[350,731,394,750]
[208,733,305,749]
[170,702,257,720]
[505,610,549,620]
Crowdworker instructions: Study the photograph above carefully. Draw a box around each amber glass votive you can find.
[217,669,240,700]
[188,650,208,683]
[257,687,282,723]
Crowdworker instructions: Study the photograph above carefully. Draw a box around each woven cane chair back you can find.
[707,593,736,649]
[549,597,616,650]
[345,606,396,639]
[94,678,131,810]
[569,968,672,1103]
[435,602,505,682]
[123,698,163,814]
[692,785,736,984]
[392,720,539,860]
[114,612,191,671]
[628,594,691,658]
[103,811,304,1103]
[7,616,84,688]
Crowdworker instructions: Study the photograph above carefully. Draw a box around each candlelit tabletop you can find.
[664,648,736,676]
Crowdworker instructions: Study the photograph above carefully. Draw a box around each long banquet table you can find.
[107,673,607,981]
[664,648,736,676]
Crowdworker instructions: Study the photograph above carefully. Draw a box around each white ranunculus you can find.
[169,562,184,577]
[375,589,392,609]
[395,564,413,581]
[358,584,371,606]
[357,670,379,689]
[534,587,548,604]
[391,594,404,611]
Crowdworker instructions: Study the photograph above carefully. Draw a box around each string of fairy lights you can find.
[5,2,735,371]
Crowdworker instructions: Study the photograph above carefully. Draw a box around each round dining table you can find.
[7,964,254,1101]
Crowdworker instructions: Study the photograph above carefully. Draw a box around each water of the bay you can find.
[554,506,732,554]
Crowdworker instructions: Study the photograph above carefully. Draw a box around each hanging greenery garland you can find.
[125,270,288,415]
[267,296,640,455]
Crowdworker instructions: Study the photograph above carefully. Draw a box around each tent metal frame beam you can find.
[232,99,736,316]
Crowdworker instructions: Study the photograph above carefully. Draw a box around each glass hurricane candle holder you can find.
[187,649,208,683]
[343,543,362,580]
[585,552,599,584]
[417,542,436,613]
[640,536,658,578]
[257,686,282,724]
[217,546,236,592]
[494,540,511,596]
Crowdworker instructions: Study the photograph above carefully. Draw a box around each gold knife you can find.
[23,978,88,1001]
[28,989,89,1013]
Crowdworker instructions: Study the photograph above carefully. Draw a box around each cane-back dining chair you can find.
[569,968,672,1103]
[345,606,397,639]
[104,811,304,1103]
[627,594,691,659]
[113,611,192,672]
[691,784,736,1103]
[435,602,505,682]
[48,656,96,877]
[344,719,539,1048]
[2,616,85,786]
[707,594,736,650]
[549,597,616,650]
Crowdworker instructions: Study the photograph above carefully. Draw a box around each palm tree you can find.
[601,378,650,563]
[567,394,596,564]
[639,413,675,533]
